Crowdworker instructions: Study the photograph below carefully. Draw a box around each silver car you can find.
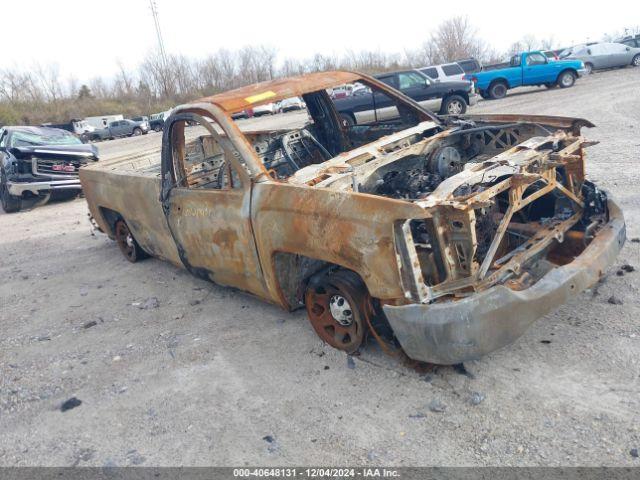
[561,42,640,74]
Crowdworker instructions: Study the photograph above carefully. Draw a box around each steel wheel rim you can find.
[448,100,463,114]
[115,222,136,261]
[634,56,640,66]
[306,285,364,352]
[562,74,573,86]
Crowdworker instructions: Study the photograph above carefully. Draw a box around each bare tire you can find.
[0,176,20,213]
[114,219,147,263]
[441,95,467,115]
[304,269,371,354]
[132,128,142,136]
[632,55,640,67]
[584,62,594,74]
[488,82,508,99]
[558,70,576,88]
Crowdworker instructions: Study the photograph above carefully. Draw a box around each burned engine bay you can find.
[250,117,610,301]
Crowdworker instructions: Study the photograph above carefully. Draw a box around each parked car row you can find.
[414,39,640,102]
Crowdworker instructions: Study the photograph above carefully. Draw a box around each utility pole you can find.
[149,0,168,68]
[149,0,170,98]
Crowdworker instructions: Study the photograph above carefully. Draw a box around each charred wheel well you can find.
[272,252,363,311]
[98,206,125,238]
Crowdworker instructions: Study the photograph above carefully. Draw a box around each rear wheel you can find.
[0,177,20,213]
[488,82,507,99]
[632,55,640,67]
[441,95,467,115]
[339,113,355,127]
[304,269,371,354]
[558,70,576,88]
[114,219,147,263]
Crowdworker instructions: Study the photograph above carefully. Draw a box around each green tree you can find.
[77,84,93,100]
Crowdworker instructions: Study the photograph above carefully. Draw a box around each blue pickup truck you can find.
[467,51,586,99]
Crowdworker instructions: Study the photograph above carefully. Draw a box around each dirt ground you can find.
[1,68,639,467]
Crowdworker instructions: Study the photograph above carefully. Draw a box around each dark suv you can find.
[0,126,98,212]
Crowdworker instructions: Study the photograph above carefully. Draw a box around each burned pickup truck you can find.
[80,71,625,364]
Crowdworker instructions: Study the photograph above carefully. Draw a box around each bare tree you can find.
[429,16,489,63]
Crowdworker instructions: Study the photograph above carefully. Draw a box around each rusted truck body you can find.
[80,71,625,364]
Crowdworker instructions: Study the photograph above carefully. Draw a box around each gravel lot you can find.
[1,67,639,467]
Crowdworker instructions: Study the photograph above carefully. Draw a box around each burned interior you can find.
[180,77,612,305]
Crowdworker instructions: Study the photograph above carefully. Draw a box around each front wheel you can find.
[0,177,20,213]
[584,62,594,74]
[153,125,162,132]
[304,269,371,354]
[132,128,142,136]
[632,55,640,67]
[114,219,148,263]
[558,71,576,88]
[441,95,467,115]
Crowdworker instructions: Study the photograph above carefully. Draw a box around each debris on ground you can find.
[408,413,426,419]
[83,320,97,329]
[262,435,279,454]
[470,392,486,406]
[125,449,146,465]
[631,448,639,458]
[608,296,624,305]
[60,397,82,412]
[347,356,356,369]
[138,297,159,309]
[630,238,640,243]
[616,264,635,276]
[428,399,446,413]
